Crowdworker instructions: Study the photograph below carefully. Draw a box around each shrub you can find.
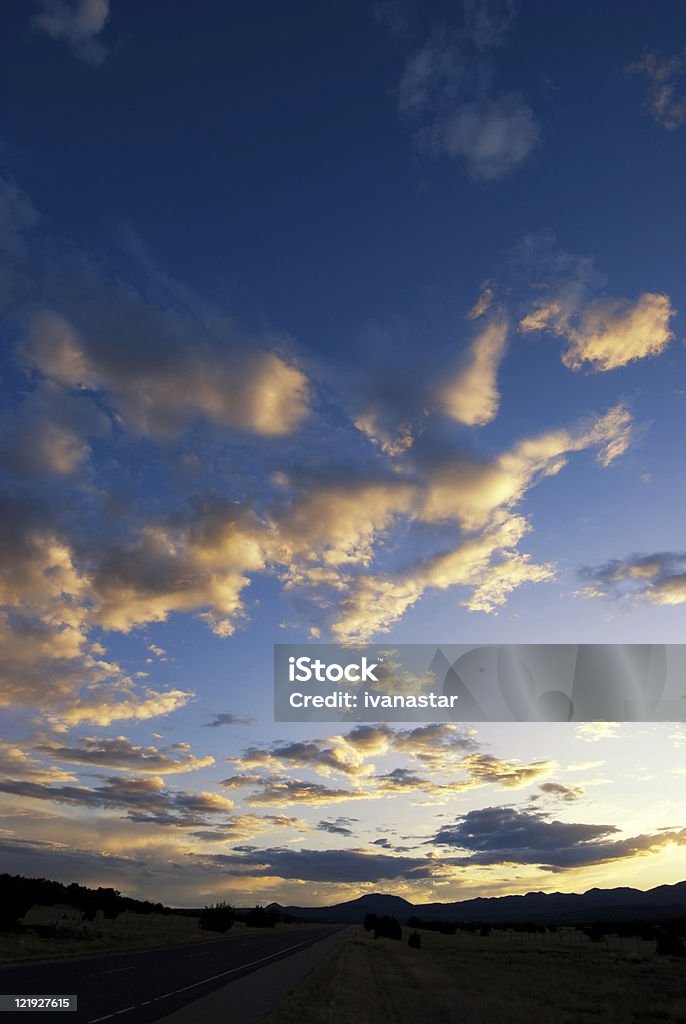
[408,931,421,949]
[199,901,234,933]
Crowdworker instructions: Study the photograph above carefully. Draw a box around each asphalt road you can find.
[0,926,340,1024]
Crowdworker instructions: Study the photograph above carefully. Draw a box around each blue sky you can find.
[1,0,685,907]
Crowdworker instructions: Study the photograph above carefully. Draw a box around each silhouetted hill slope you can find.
[280,881,686,924]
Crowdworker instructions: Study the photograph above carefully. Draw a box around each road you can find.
[0,926,340,1023]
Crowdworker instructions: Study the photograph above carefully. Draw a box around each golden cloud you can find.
[440,316,508,426]
[520,291,675,372]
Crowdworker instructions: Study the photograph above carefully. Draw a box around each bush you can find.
[408,931,421,949]
[199,901,234,933]
[363,913,402,940]
[245,905,278,928]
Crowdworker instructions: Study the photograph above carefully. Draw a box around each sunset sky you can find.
[1,0,685,909]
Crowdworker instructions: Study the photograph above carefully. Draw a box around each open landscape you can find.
[2,877,684,1021]
[3,3,686,1023]
[266,925,686,1024]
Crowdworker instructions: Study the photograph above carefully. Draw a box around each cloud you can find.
[197,846,440,883]
[420,405,632,528]
[467,281,496,320]
[317,818,357,836]
[421,95,540,181]
[56,689,193,728]
[0,381,109,479]
[32,0,110,66]
[575,723,620,742]
[203,712,257,728]
[0,743,77,784]
[398,21,540,181]
[227,724,475,784]
[463,0,516,50]
[221,726,550,808]
[0,397,634,696]
[578,552,686,608]
[221,775,358,807]
[0,494,174,722]
[538,782,585,802]
[325,406,631,638]
[389,723,478,767]
[1,177,643,652]
[24,308,310,439]
[431,805,686,869]
[0,774,236,828]
[92,497,270,636]
[229,737,374,780]
[440,315,509,425]
[626,50,686,130]
[34,736,215,775]
[352,412,415,457]
[459,753,554,788]
[520,292,675,372]
[190,815,308,843]
[275,478,415,570]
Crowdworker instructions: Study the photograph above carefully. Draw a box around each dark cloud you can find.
[35,736,214,774]
[0,835,143,874]
[196,846,439,883]
[317,818,357,837]
[538,782,585,803]
[0,775,234,828]
[189,815,306,843]
[203,712,256,728]
[430,806,686,869]
[226,775,357,807]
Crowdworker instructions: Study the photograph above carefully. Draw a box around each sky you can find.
[0,0,685,909]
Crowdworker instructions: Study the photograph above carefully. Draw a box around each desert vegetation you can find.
[265,921,686,1023]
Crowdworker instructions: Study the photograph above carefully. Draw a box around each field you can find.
[265,926,686,1024]
[0,919,316,965]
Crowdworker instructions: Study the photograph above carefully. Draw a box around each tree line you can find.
[0,874,175,931]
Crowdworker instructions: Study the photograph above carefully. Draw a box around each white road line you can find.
[86,936,319,1023]
[154,938,315,999]
[89,1006,136,1023]
[89,967,136,977]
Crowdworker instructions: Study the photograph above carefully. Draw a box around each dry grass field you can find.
[265,926,686,1024]
[0,918,320,964]
[0,923,236,964]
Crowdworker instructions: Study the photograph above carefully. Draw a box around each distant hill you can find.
[278,881,686,925]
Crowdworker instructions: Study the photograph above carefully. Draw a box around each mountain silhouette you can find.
[276,880,686,924]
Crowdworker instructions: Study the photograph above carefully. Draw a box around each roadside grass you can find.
[0,919,319,964]
[264,926,686,1024]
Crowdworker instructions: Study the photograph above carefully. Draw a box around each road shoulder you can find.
[155,927,348,1024]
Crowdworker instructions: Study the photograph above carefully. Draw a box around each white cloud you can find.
[397,17,540,181]
[32,0,110,66]
[626,50,686,130]
[422,95,540,180]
